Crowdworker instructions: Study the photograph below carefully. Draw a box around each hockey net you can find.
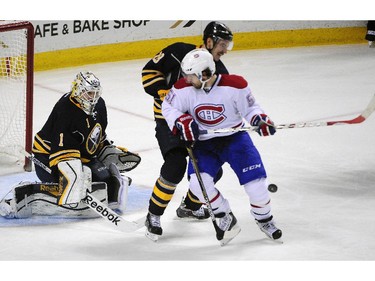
[0,21,34,174]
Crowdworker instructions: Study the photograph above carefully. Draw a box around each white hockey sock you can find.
[244,177,272,220]
[189,173,230,215]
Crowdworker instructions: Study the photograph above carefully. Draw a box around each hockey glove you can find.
[98,144,141,172]
[174,114,199,142]
[250,114,276,137]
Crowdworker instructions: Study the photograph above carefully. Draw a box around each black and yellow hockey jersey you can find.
[141,42,229,120]
[32,92,108,167]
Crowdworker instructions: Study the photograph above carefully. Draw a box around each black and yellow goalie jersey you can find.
[32,92,108,167]
[141,42,229,120]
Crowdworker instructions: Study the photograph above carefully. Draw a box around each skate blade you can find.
[219,225,241,246]
[261,229,283,243]
[174,215,208,221]
[263,237,284,244]
[268,235,284,244]
[272,239,284,244]
[145,230,160,242]
[261,233,284,244]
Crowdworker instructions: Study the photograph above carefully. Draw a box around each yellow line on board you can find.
[34,27,367,71]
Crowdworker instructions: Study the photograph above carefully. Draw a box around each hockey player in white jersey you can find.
[162,48,282,244]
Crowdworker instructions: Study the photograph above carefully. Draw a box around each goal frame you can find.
[0,21,34,171]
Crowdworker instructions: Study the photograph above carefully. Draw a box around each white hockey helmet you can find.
[181,48,216,84]
[71,71,102,115]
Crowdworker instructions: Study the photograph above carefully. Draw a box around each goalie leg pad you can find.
[1,182,108,219]
[58,159,90,205]
[86,159,129,209]
[107,163,130,214]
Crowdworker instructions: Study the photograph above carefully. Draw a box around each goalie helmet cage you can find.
[0,21,34,172]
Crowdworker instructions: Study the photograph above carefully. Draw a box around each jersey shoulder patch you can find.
[218,74,248,89]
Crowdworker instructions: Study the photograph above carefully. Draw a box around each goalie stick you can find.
[21,150,144,233]
[200,93,375,135]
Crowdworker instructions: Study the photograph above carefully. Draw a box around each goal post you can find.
[0,21,34,173]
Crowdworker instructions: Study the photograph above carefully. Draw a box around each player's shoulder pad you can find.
[173,77,191,90]
[218,74,248,89]
[164,42,196,54]
[56,92,74,110]
[170,42,195,48]
[96,97,106,107]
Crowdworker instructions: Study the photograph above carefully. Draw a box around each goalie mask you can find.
[181,48,216,88]
[71,71,102,115]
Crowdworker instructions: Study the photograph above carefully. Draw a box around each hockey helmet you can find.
[203,21,233,50]
[181,48,216,84]
[71,71,102,115]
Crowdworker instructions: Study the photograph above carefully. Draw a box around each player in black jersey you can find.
[141,21,234,241]
[366,20,375,48]
[0,71,141,219]
[33,71,141,209]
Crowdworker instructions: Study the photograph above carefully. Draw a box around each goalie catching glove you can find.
[98,145,141,172]
[250,114,276,137]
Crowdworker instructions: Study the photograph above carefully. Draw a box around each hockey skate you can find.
[145,212,162,242]
[0,199,15,218]
[176,197,209,220]
[256,216,282,240]
[215,212,241,246]
[0,181,34,218]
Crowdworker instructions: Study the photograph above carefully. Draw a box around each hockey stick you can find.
[22,150,144,233]
[186,144,240,246]
[186,145,220,232]
[200,93,375,135]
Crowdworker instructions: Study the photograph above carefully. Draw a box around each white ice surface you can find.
[1,44,374,279]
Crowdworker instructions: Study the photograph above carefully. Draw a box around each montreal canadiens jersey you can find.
[32,93,108,167]
[162,74,264,141]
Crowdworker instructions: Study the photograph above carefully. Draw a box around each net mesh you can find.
[0,21,30,173]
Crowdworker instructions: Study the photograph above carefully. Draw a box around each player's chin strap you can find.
[21,150,144,233]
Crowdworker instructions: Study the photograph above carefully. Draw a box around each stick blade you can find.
[329,93,375,125]
[361,93,375,119]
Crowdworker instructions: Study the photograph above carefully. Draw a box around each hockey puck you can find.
[268,184,278,193]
